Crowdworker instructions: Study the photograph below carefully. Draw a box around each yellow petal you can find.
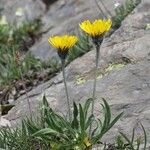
[48,35,78,52]
[79,19,112,37]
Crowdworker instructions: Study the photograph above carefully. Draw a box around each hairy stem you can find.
[61,59,71,121]
[89,44,100,136]
[92,44,100,106]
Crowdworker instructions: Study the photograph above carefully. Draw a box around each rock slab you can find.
[5,0,150,146]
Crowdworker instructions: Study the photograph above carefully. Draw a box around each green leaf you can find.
[141,123,147,150]
[91,119,103,138]
[21,120,27,136]
[102,98,111,127]
[85,114,94,130]
[84,98,92,121]
[107,112,123,131]
[92,99,123,144]
[131,127,135,144]
[23,118,39,134]
[71,102,79,129]
[48,113,63,133]
[79,104,85,134]
[91,120,100,138]
[119,132,135,150]
[100,100,111,134]
[54,113,76,137]
[92,132,103,144]
[43,95,49,107]
[136,137,141,150]
[33,128,59,137]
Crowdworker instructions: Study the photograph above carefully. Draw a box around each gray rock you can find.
[4,0,150,146]
[101,0,150,63]
[6,59,150,144]
[0,0,45,26]
[0,117,11,127]
[30,0,126,60]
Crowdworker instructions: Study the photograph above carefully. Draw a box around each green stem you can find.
[92,44,100,109]
[61,59,71,121]
[89,44,100,136]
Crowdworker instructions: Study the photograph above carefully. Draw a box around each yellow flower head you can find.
[79,19,112,38]
[48,35,78,59]
[48,35,78,52]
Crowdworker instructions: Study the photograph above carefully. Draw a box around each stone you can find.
[30,0,125,60]
[0,117,11,127]
[4,0,150,146]
[101,0,150,63]
[0,0,45,26]
[6,60,150,145]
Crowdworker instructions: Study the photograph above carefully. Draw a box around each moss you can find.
[74,63,126,85]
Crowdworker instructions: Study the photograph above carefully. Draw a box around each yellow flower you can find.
[48,35,78,59]
[79,19,112,38]
[48,35,78,52]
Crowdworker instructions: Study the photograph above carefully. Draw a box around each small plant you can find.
[0,19,42,86]
[0,19,44,108]
[26,21,122,150]
[0,24,10,43]
[112,0,141,29]
[115,124,147,150]
[0,96,122,150]
[0,97,147,150]
[0,123,49,150]
[13,18,42,47]
[48,35,78,121]
[79,19,112,136]
[32,96,122,150]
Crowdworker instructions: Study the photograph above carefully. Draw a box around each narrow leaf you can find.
[71,102,79,129]
[79,104,85,133]
[107,112,123,131]
[141,123,147,150]
[119,132,135,150]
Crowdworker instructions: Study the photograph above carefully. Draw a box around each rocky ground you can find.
[1,0,150,148]
[0,0,125,60]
